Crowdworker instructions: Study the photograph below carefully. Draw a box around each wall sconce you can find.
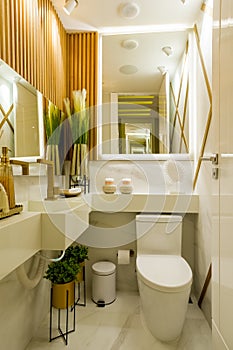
[63,0,79,15]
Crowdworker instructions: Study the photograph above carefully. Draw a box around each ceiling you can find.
[54,1,204,94]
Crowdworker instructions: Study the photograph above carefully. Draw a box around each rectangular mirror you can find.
[100,29,190,159]
[0,59,44,160]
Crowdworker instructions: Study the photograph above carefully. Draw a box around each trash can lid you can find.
[92,261,116,276]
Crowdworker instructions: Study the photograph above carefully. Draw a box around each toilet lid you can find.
[136,255,192,292]
[92,261,116,276]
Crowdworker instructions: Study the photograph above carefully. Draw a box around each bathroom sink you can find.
[0,212,41,280]
[28,196,91,250]
[28,195,87,213]
[0,196,91,281]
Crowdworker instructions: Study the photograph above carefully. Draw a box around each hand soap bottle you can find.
[0,147,16,209]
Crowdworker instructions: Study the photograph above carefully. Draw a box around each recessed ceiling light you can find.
[162,46,173,56]
[119,65,138,74]
[119,2,140,19]
[121,39,139,50]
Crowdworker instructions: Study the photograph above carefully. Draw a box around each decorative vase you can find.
[52,280,75,309]
[46,144,61,175]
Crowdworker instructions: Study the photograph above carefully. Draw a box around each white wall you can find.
[89,159,193,195]
[0,262,49,350]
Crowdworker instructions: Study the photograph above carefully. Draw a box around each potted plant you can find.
[44,258,80,309]
[63,244,88,282]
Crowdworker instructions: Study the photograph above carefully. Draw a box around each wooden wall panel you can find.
[0,0,67,110]
[66,32,98,106]
[0,1,98,151]
[66,32,98,153]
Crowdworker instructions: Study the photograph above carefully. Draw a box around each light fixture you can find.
[119,65,138,75]
[157,66,167,75]
[119,2,140,19]
[162,46,173,56]
[121,39,139,50]
[63,0,79,15]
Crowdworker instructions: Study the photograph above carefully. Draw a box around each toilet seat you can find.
[136,255,192,293]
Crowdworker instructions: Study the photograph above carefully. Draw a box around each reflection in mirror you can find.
[101,30,190,157]
[0,59,44,159]
[110,92,167,154]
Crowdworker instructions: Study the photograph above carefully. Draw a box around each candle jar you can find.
[119,178,133,194]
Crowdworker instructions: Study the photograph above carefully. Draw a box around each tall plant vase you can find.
[46,144,61,175]
[81,144,88,178]
[52,280,75,309]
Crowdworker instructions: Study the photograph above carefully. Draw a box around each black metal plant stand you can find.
[49,285,76,345]
[72,263,86,309]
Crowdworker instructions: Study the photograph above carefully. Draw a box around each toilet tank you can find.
[136,215,183,255]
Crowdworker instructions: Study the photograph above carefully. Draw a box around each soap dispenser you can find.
[0,147,16,209]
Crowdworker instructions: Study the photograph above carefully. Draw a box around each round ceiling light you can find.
[121,39,139,50]
[119,65,138,75]
[119,2,140,19]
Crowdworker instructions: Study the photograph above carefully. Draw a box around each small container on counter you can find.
[119,178,133,194]
[103,177,117,194]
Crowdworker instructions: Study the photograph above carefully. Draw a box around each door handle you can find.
[200,153,218,165]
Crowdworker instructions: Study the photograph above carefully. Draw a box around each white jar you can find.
[119,178,133,194]
[103,178,116,194]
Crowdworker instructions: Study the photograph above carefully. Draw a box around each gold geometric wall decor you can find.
[192,24,212,190]
[0,104,14,133]
[170,40,189,154]
[170,81,189,153]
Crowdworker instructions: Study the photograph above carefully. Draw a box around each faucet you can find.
[10,159,29,175]
[71,174,90,194]
[37,159,57,200]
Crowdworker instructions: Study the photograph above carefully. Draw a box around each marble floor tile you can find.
[26,291,212,350]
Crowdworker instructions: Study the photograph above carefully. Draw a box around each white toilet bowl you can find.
[136,254,192,342]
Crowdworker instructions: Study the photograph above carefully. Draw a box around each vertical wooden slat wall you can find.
[0,0,67,110]
[0,1,98,152]
[66,32,98,153]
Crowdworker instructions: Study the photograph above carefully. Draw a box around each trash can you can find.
[92,261,116,306]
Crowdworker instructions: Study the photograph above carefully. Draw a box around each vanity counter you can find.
[0,195,91,281]
[89,193,199,214]
[0,212,41,280]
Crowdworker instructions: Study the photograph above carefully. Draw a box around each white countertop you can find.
[89,193,199,214]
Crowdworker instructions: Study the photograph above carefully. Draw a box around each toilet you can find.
[136,214,192,342]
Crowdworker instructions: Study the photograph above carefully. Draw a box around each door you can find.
[212,0,233,348]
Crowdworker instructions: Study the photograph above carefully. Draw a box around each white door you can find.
[212,0,233,348]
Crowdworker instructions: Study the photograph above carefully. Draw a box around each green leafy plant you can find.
[44,256,80,285]
[64,89,89,145]
[44,101,66,145]
[63,244,89,264]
